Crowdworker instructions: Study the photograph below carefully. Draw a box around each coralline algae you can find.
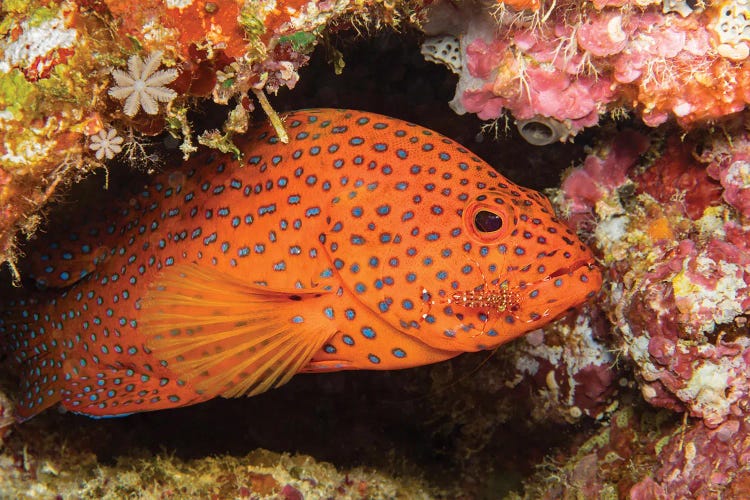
[556,118,750,431]
[422,0,750,140]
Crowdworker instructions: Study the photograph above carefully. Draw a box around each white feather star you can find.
[108,51,179,117]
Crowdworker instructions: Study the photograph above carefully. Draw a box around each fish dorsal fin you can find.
[139,264,336,399]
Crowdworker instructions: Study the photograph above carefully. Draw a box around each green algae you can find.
[27,6,60,27]
[238,10,266,38]
[198,130,242,159]
[2,0,35,15]
[37,62,91,107]
[0,70,36,117]
[280,31,318,52]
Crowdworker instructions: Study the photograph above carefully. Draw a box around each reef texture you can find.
[511,403,673,499]
[555,115,750,430]
[421,0,750,143]
[513,401,750,499]
[0,0,422,280]
[630,415,750,498]
[0,426,437,499]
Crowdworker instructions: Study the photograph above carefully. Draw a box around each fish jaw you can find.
[413,255,602,351]
[506,257,602,327]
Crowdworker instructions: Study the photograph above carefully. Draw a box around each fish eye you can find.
[463,199,511,243]
[474,210,502,233]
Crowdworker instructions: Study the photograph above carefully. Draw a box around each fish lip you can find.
[544,259,597,281]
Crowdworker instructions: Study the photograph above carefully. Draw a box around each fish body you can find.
[1,109,601,419]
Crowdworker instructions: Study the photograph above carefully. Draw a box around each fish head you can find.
[325,146,601,354]
[434,182,603,349]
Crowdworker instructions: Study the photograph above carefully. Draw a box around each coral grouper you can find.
[1,109,601,419]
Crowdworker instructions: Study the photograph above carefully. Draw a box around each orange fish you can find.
[1,109,601,419]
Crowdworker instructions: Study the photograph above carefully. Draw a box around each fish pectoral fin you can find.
[140,263,337,399]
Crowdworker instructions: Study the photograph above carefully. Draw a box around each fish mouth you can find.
[545,259,597,280]
[523,257,601,294]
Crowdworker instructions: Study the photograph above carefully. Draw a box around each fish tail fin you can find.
[0,296,63,421]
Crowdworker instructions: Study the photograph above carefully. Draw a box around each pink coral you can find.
[466,38,507,80]
[611,15,686,85]
[459,24,618,129]
[702,127,750,219]
[630,417,750,498]
[462,90,507,120]
[576,11,629,57]
[560,129,648,218]
[428,0,750,134]
[560,127,750,428]
[511,67,610,125]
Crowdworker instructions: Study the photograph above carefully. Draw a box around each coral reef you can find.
[513,400,750,499]
[450,111,750,499]
[510,402,675,499]
[2,0,750,498]
[506,305,620,424]
[702,122,750,219]
[630,415,750,498]
[422,0,750,142]
[555,115,750,429]
[0,421,438,499]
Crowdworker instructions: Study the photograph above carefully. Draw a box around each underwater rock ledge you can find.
[0,427,439,499]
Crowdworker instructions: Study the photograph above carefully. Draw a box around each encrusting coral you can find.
[555,116,750,429]
[421,0,750,142]
[510,401,750,499]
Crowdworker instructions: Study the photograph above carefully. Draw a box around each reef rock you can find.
[556,115,750,428]
[422,0,750,142]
